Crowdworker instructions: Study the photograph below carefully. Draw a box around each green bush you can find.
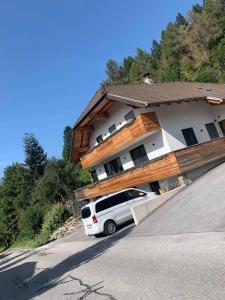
[42,203,68,234]
[35,203,69,246]
[19,205,45,239]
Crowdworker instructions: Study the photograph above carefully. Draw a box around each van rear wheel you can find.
[104,220,116,236]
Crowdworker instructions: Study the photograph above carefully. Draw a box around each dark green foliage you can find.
[0,163,35,242]
[19,204,45,239]
[24,133,47,177]
[104,0,225,85]
[42,203,68,234]
[105,57,134,85]
[1,163,35,211]
[0,196,18,242]
[62,126,72,161]
[35,203,69,246]
[129,49,152,83]
[32,158,91,205]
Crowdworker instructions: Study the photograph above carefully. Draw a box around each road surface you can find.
[1,162,225,299]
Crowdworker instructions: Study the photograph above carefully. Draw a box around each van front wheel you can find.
[104,220,116,236]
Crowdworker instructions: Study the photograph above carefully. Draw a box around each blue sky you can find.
[0,0,201,177]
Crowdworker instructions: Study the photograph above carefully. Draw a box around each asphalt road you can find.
[1,162,225,299]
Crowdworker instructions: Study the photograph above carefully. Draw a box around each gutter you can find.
[106,93,148,107]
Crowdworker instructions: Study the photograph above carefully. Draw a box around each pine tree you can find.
[23,133,47,177]
[62,126,72,161]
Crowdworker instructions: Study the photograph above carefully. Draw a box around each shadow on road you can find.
[0,225,133,300]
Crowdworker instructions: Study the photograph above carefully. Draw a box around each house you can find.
[71,82,225,201]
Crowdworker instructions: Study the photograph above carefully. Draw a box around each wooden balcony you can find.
[75,152,180,200]
[75,137,225,201]
[80,112,161,169]
[175,136,225,172]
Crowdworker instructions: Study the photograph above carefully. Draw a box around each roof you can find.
[74,82,225,129]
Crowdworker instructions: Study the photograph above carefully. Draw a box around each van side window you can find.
[95,198,112,213]
[125,189,147,200]
[110,192,127,207]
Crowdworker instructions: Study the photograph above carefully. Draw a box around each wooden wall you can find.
[75,152,180,200]
[175,137,225,173]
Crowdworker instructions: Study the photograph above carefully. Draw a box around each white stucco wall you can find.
[155,101,223,152]
[211,104,225,126]
[89,103,133,148]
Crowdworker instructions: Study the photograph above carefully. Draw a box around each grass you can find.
[9,239,37,250]
[0,246,6,253]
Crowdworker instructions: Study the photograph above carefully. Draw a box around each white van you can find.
[81,188,157,236]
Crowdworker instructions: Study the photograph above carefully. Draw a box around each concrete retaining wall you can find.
[131,186,185,225]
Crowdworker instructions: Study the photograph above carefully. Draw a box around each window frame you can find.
[124,110,135,122]
[104,157,124,176]
[181,127,198,146]
[205,122,219,140]
[130,144,149,166]
[108,124,116,134]
[96,134,103,144]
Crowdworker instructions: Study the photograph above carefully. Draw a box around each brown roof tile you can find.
[74,82,225,128]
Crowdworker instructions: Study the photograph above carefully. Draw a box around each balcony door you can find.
[104,157,123,176]
[130,145,149,166]
[219,119,225,136]
[182,128,198,146]
[205,123,219,140]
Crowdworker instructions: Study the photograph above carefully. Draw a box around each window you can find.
[95,192,128,213]
[125,110,135,122]
[219,120,225,136]
[130,145,149,166]
[81,207,91,219]
[181,128,198,146]
[90,169,98,182]
[96,135,103,144]
[95,198,112,213]
[104,157,123,176]
[110,192,128,207]
[108,124,116,134]
[125,189,147,200]
[205,123,219,140]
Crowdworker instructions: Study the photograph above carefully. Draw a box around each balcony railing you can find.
[80,112,161,169]
[75,137,225,201]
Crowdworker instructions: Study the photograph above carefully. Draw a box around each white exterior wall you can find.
[211,104,225,127]
[155,101,223,152]
[90,101,225,181]
[90,103,132,148]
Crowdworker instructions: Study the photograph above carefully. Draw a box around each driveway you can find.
[2,162,225,299]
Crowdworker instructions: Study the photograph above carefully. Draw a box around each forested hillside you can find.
[0,129,91,249]
[105,0,225,85]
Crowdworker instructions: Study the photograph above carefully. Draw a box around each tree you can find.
[0,196,19,242]
[103,0,225,84]
[32,158,91,205]
[105,59,121,85]
[62,126,72,161]
[151,40,161,70]
[1,163,34,211]
[24,133,47,177]
[0,163,36,243]
[128,48,153,83]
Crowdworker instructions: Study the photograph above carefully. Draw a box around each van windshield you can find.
[81,207,91,219]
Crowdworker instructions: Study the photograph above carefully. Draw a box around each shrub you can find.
[42,203,68,234]
[35,203,69,246]
[19,205,45,239]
